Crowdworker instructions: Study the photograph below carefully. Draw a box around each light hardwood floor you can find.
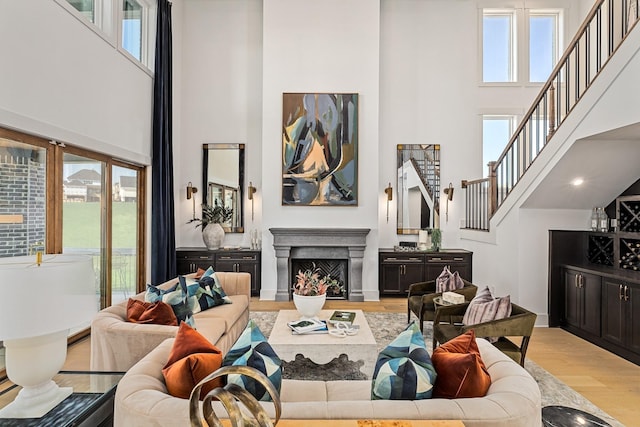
[36,298,640,426]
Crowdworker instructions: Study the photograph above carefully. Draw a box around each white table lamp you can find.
[0,254,97,418]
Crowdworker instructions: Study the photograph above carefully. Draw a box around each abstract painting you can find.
[282,93,358,206]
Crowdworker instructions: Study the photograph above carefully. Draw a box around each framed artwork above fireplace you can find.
[281,93,358,206]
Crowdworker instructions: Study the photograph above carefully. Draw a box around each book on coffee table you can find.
[291,320,329,335]
[287,318,326,334]
[329,310,356,326]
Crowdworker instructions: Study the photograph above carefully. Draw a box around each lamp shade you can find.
[0,254,97,341]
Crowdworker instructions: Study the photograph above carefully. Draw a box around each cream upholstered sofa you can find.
[90,272,250,372]
[114,336,541,427]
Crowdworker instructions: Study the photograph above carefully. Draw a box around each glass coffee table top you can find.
[0,371,124,427]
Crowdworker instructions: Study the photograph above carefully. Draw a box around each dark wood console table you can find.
[176,247,261,296]
[378,249,472,296]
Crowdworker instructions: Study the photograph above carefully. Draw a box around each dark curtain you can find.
[151,0,176,284]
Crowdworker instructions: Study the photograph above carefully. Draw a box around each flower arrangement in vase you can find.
[292,263,344,318]
[187,201,233,249]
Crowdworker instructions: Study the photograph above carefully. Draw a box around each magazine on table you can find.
[287,318,327,334]
[290,320,329,335]
[328,310,356,326]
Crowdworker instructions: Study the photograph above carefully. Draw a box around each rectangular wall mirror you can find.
[202,143,245,233]
[397,144,440,234]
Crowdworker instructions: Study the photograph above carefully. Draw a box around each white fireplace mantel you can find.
[270,228,370,301]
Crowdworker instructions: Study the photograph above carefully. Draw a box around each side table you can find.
[0,371,123,427]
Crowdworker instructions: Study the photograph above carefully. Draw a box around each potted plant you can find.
[188,200,233,249]
[292,263,342,318]
[431,228,441,251]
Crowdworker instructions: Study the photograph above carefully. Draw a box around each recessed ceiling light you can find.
[572,178,584,186]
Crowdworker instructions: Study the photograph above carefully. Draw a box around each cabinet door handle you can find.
[575,274,579,288]
[624,285,630,301]
[619,284,624,301]
[386,257,398,261]
[430,257,442,261]
[199,256,210,259]
[579,274,584,288]
[453,257,464,261]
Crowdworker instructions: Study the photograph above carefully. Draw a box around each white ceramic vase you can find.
[202,223,225,249]
[292,293,326,319]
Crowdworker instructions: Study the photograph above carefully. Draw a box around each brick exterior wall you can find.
[0,154,46,257]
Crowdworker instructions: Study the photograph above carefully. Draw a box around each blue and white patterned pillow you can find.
[145,282,195,327]
[371,321,437,400]
[199,266,232,305]
[222,319,282,401]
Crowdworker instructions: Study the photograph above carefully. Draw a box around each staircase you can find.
[463,0,640,231]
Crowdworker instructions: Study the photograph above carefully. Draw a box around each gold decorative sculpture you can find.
[189,365,282,427]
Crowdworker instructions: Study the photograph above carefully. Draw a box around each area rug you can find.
[250,311,623,427]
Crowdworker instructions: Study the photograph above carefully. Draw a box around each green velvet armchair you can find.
[432,302,537,366]
[407,279,478,333]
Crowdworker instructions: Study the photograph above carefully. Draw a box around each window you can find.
[529,12,560,82]
[483,11,517,82]
[482,7,562,84]
[56,0,155,71]
[0,126,146,379]
[67,0,95,23]
[122,0,143,61]
[483,115,517,175]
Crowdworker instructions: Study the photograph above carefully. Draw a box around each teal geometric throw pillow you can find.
[179,275,220,314]
[199,266,232,305]
[371,321,437,400]
[222,319,282,401]
[145,283,195,328]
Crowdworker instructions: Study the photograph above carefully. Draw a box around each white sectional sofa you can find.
[90,272,251,372]
[113,336,541,427]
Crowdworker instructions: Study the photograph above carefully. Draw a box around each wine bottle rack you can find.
[617,197,640,232]
[619,238,640,271]
[588,235,614,266]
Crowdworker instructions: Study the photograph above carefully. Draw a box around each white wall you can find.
[0,0,153,164]
[259,0,381,299]
[174,0,263,250]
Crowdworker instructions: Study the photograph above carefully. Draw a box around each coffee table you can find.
[0,371,123,426]
[268,309,378,378]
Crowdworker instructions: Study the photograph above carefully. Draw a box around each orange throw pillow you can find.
[431,330,491,398]
[126,299,178,326]
[162,322,223,399]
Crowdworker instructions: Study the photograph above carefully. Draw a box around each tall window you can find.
[483,115,517,175]
[483,11,517,82]
[482,7,562,84]
[122,0,143,61]
[529,12,560,82]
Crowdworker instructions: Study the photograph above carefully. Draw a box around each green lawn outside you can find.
[63,201,137,249]
[63,201,137,295]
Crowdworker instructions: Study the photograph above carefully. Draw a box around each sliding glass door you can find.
[111,165,140,305]
[0,126,146,379]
